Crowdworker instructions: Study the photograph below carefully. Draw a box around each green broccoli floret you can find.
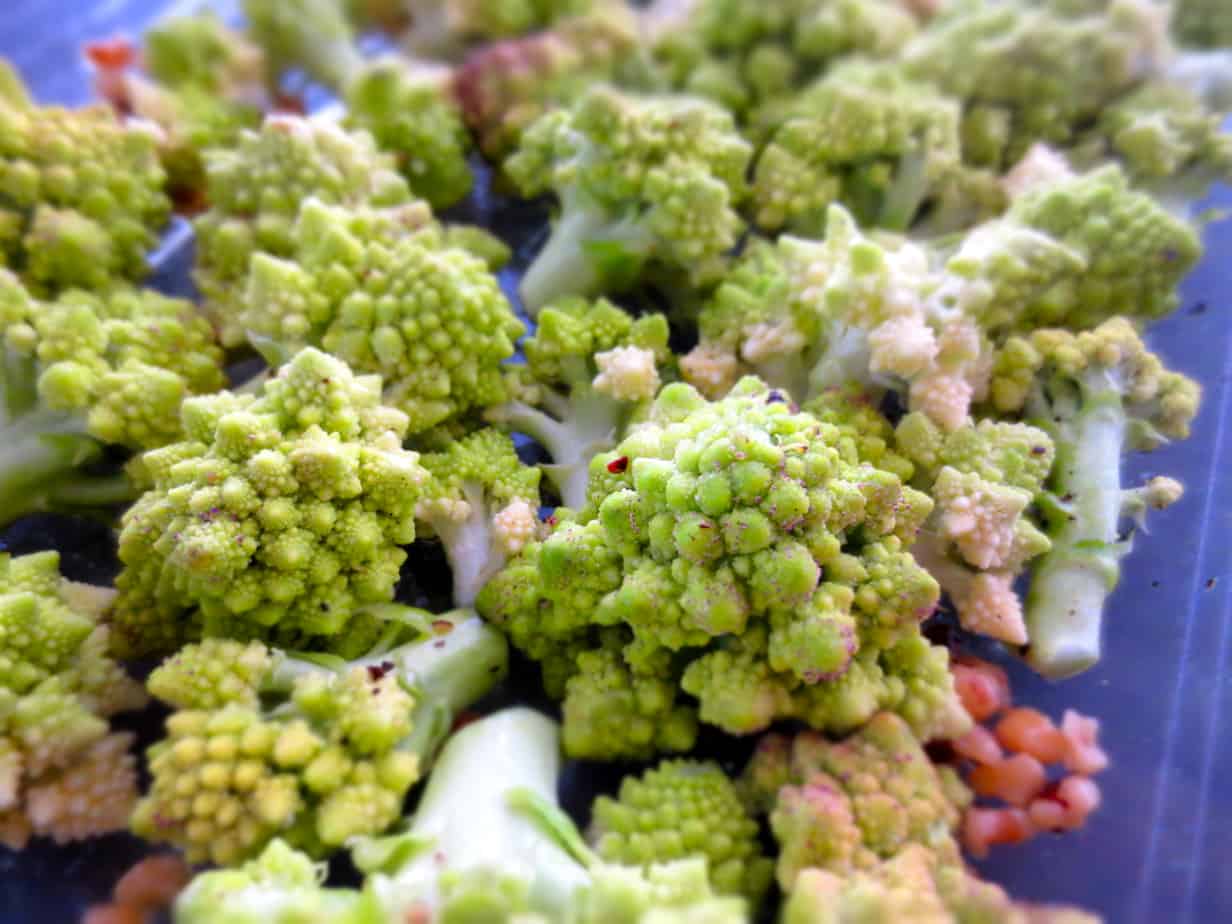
[505,85,754,315]
[416,428,542,606]
[485,295,670,509]
[645,0,920,127]
[751,60,1005,235]
[0,551,147,849]
[400,0,599,57]
[452,7,641,160]
[87,20,267,204]
[175,708,748,923]
[0,271,226,523]
[242,197,522,435]
[589,759,774,901]
[243,0,474,208]
[895,411,1055,645]
[0,62,169,293]
[900,0,1168,169]
[682,207,995,432]
[134,607,507,865]
[739,712,968,892]
[1171,0,1232,50]
[111,347,431,657]
[988,318,1199,677]
[194,114,413,346]
[478,377,967,759]
[782,843,1100,924]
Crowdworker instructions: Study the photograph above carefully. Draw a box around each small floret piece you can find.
[399,0,600,58]
[751,60,1004,234]
[133,607,507,865]
[478,378,963,758]
[989,318,1199,676]
[589,759,774,900]
[505,85,753,314]
[242,197,522,434]
[739,712,966,890]
[452,8,640,159]
[0,550,147,849]
[111,348,430,656]
[175,709,748,922]
[0,272,226,523]
[194,114,412,346]
[0,63,169,293]
[416,428,542,606]
[484,295,669,508]
[895,411,1055,644]
[243,0,474,208]
[1171,0,1232,49]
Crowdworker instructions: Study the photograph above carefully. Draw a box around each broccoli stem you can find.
[807,324,878,398]
[1025,395,1127,678]
[429,481,509,607]
[271,610,508,760]
[360,708,591,919]
[488,390,622,509]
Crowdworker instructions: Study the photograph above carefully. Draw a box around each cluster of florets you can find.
[0,551,147,849]
[111,347,430,656]
[479,377,968,759]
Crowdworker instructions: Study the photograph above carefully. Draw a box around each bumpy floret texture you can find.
[478,377,967,758]
[901,0,1167,168]
[740,712,967,891]
[143,13,266,94]
[751,60,1003,234]
[0,63,169,293]
[1171,0,1232,49]
[782,842,1100,924]
[590,759,774,901]
[452,8,640,159]
[0,272,225,450]
[194,115,412,346]
[133,636,421,865]
[0,550,147,848]
[111,347,429,657]
[505,85,753,305]
[243,197,521,434]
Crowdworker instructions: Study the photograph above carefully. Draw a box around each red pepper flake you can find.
[366,661,395,682]
[607,456,629,474]
[84,37,136,70]
[431,619,455,635]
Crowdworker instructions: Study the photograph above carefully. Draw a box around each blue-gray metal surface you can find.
[0,2,1229,921]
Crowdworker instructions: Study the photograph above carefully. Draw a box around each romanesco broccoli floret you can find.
[452,8,640,160]
[782,843,1100,924]
[133,607,507,865]
[988,318,1199,677]
[683,207,994,432]
[751,60,1004,235]
[110,347,431,656]
[803,387,914,481]
[243,0,474,208]
[504,85,754,314]
[0,63,169,293]
[478,377,966,759]
[485,295,670,509]
[0,271,225,523]
[896,411,1055,645]
[0,551,147,849]
[416,428,542,606]
[194,114,412,346]
[900,0,1169,169]
[176,709,749,923]
[399,0,600,58]
[590,759,774,901]
[739,712,967,891]
[243,197,522,434]
[87,20,267,204]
